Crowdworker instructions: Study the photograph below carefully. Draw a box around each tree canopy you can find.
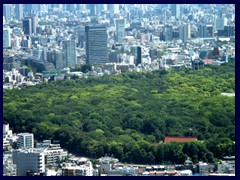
[3,62,235,164]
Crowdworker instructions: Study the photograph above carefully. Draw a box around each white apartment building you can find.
[16,133,34,149]
[36,140,68,165]
[12,149,45,176]
[62,161,93,176]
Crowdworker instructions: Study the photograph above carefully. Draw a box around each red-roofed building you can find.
[202,59,214,64]
[164,137,197,144]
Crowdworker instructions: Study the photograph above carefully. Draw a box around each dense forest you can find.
[3,62,235,164]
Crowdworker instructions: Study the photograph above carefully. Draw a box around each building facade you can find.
[22,18,32,36]
[3,27,11,49]
[15,4,23,21]
[116,19,125,43]
[62,40,76,68]
[12,149,45,176]
[85,26,108,65]
[17,133,34,149]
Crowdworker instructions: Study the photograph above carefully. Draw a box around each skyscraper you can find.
[22,18,32,36]
[116,19,125,43]
[171,4,180,19]
[15,4,23,21]
[31,16,38,34]
[3,27,11,49]
[3,4,13,21]
[62,40,76,68]
[85,26,108,65]
[89,4,97,16]
[179,23,191,43]
[136,46,142,66]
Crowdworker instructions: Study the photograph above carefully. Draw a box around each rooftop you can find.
[164,137,197,143]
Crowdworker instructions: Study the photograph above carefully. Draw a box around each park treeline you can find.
[3,62,235,164]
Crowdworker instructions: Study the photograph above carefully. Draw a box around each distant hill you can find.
[3,62,235,164]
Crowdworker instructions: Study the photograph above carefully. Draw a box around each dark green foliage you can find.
[3,63,235,164]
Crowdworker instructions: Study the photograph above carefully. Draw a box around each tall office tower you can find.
[113,4,120,14]
[88,4,97,16]
[171,4,180,19]
[13,149,45,176]
[39,4,49,14]
[179,23,191,43]
[22,18,32,36]
[116,19,125,43]
[54,50,64,69]
[3,27,11,49]
[85,26,109,65]
[67,4,75,12]
[23,4,32,15]
[135,46,142,66]
[15,4,23,21]
[3,4,13,21]
[107,4,120,14]
[31,16,38,34]
[198,24,208,38]
[74,25,85,48]
[215,17,227,31]
[31,4,39,13]
[206,25,214,37]
[96,4,104,14]
[164,25,173,41]
[62,40,76,68]
[17,133,34,149]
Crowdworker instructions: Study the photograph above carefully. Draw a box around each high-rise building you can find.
[17,133,34,149]
[31,16,38,34]
[136,46,142,66]
[164,25,173,41]
[89,4,97,16]
[215,17,227,31]
[67,4,75,12]
[13,149,45,176]
[206,25,214,37]
[198,24,206,38]
[3,4,13,21]
[116,19,125,43]
[15,4,23,21]
[179,23,191,43]
[107,4,119,14]
[22,18,32,36]
[85,26,108,65]
[3,27,11,49]
[62,40,76,68]
[171,4,180,19]
[23,4,32,15]
[54,50,64,69]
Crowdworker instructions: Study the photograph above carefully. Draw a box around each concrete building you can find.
[171,4,180,19]
[3,4,13,21]
[17,133,34,149]
[62,161,93,176]
[22,18,32,36]
[217,156,235,174]
[62,40,76,68]
[179,23,191,43]
[116,19,125,43]
[31,16,38,34]
[197,162,209,175]
[15,4,23,21]
[3,27,11,49]
[13,149,45,176]
[85,26,108,65]
[36,140,68,165]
